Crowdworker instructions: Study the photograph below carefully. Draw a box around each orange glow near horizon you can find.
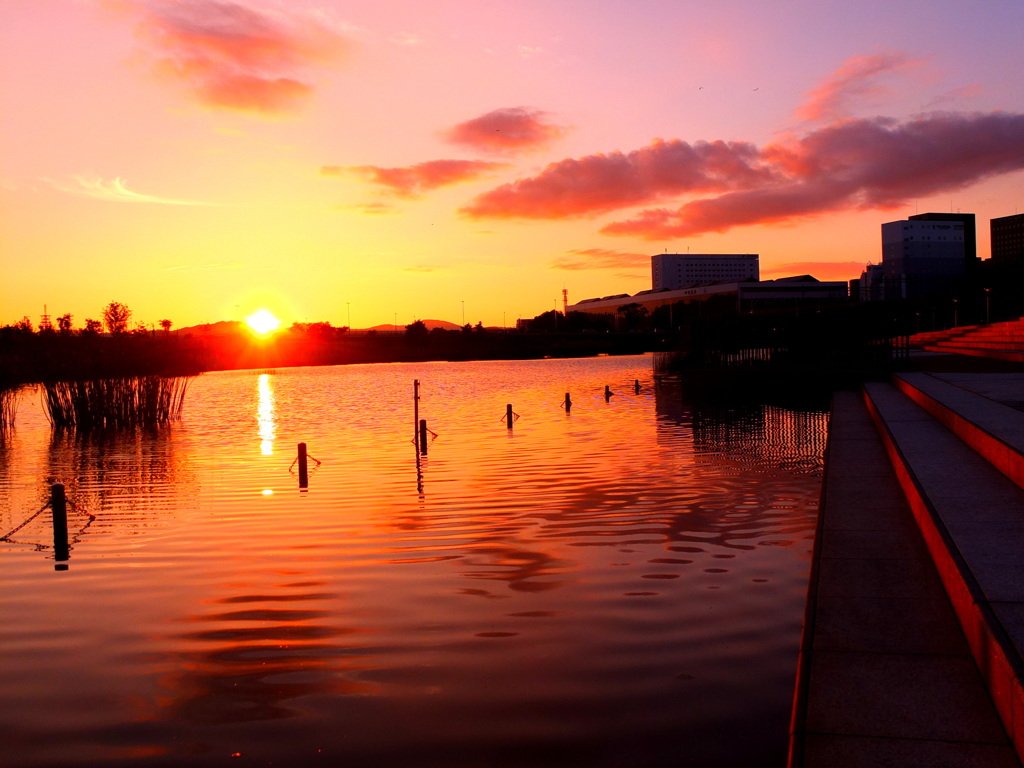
[246,310,281,337]
[2,3,1023,329]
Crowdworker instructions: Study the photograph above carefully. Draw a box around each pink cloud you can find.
[795,52,921,123]
[550,248,650,271]
[459,138,775,219]
[344,159,507,198]
[336,202,398,215]
[124,0,348,115]
[445,108,567,154]
[924,84,983,110]
[602,112,1024,239]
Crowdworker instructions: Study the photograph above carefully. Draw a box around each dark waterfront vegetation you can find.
[0,294,930,432]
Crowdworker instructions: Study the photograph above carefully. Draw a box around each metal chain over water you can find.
[0,501,50,542]
[1,494,95,544]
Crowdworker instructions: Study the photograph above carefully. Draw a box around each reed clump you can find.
[0,385,19,436]
[42,375,193,430]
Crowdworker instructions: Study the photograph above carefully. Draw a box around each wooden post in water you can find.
[298,443,309,488]
[51,483,69,565]
[506,403,514,429]
[419,419,429,454]
[564,392,572,412]
[604,385,613,401]
[634,379,641,394]
[413,379,420,445]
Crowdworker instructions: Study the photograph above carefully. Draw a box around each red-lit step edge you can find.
[914,318,1024,361]
[863,381,1024,761]
[923,345,1024,363]
[894,373,1024,490]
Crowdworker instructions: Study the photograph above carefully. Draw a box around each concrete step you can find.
[788,390,1020,767]
[935,338,1024,347]
[863,381,1024,760]
[894,372,1024,490]
[924,345,1024,363]
[910,319,1024,353]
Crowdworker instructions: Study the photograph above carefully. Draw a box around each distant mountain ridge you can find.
[173,318,463,335]
[364,319,462,331]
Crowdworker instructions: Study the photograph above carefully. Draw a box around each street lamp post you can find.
[347,302,351,330]
[461,300,465,326]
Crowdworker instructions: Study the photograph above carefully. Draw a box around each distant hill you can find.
[174,318,465,334]
[364,319,462,332]
[173,320,245,336]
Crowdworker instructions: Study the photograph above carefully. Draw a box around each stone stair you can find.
[789,381,1024,767]
[910,318,1024,363]
[864,372,1024,760]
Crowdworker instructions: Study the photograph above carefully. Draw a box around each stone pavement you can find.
[788,377,1024,767]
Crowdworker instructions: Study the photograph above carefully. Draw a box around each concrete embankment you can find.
[789,372,1024,767]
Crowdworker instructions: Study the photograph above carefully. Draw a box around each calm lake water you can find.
[1,355,827,767]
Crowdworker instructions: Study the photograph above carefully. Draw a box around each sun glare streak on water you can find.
[257,372,275,456]
[0,356,826,767]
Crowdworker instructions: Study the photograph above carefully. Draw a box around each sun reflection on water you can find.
[0,358,829,768]
[257,373,275,456]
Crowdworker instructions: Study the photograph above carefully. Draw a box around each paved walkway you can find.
[788,387,1021,767]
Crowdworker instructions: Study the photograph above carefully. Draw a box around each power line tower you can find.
[39,304,53,332]
[562,288,568,315]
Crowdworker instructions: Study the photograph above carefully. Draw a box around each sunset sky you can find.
[2,0,1023,330]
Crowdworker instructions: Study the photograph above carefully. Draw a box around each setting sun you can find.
[246,309,281,336]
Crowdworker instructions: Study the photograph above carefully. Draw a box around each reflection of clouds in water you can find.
[160,580,373,727]
[257,373,275,456]
[379,383,827,595]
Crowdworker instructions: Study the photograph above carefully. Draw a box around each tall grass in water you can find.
[0,385,19,437]
[43,375,193,430]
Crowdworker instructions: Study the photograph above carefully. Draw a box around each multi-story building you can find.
[880,213,973,299]
[856,263,885,302]
[991,213,1024,265]
[909,212,977,263]
[651,253,758,291]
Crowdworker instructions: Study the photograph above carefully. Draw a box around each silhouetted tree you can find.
[103,302,132,335]
[564,311,614,332]
[14,316,33,334]
[306,321,335,339]
[159,319,172,333]
[83,318,102,336]
[526,310,559,332]
[617,302,649,331]
[57,313,74,334]
[405,320,428,342]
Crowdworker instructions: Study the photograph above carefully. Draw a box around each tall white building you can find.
[651,253,759,291]
[881,217,968,299]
